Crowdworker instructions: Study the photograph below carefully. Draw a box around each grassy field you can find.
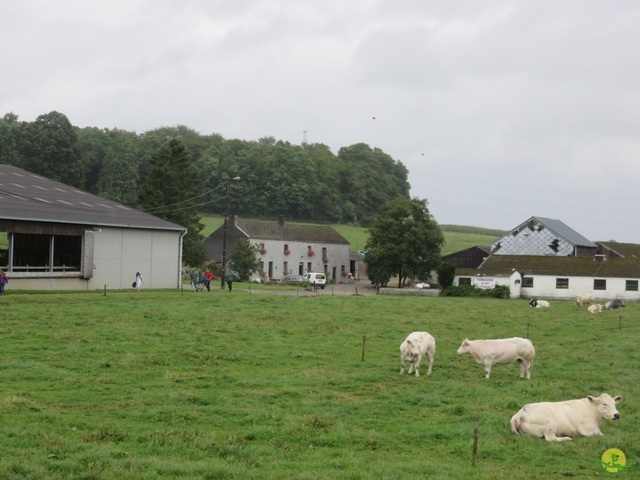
[200,216,500,256]
[1,289,637,479]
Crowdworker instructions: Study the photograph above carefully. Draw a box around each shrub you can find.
[440,284,510,298]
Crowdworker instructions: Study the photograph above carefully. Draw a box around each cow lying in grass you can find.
[510,393,623,442]
[605,299,625,310]
[400,331,436,377]
[529,299,550,308]
[456,337,535,379]
[588,304,603,314]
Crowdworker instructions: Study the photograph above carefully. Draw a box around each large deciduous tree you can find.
[364,198,444,288]
[138,138,206,266]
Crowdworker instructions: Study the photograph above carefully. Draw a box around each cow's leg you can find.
[517,359,525,379]
[413,356,422,377]
[400,357,405,375]
[544,432,572,442]
[483,359,492,379]
[525,360,533,379]
[407,362,414,375]
[425,351,433,375]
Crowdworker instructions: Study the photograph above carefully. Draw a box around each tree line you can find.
[0,111,411,226]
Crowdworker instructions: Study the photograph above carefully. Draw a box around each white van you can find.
[304,272,326,289]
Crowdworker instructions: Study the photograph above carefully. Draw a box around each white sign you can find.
[475,277,496,289]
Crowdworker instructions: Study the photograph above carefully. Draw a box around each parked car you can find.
[281,274,306,285]
[304,272,326,289]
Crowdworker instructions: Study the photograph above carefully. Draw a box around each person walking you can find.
[189,268,200,292]
[0,270,8,296]
[204,269,213,292]
[135,272,144,292]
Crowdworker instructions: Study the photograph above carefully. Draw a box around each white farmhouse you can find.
[205,216,351,282]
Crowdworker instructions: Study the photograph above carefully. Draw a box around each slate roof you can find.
[597,241,640,259]
[209,217,349,244]
[0,164,185,231]
[477,255,640,278]
[525,216,596,247]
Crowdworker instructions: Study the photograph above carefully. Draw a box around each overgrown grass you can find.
[0,291,636,479]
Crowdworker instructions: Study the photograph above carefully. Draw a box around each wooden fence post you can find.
[472,416,480,466]
[361,336,366,362]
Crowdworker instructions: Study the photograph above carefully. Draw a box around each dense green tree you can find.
[437,262,456,288]
[229,239,261,281]
[364,198,444,288]
[0,113,22,167]
[138,138,206,266]
[18,111,83,186]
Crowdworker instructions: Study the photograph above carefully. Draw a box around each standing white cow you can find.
[456,337,535,379]
[510,393,623,442]
[574,293,595,309]
[400,331,436,377]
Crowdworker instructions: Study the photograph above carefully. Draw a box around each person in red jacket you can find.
[204,269,214,292]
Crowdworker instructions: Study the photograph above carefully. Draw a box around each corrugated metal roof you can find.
[0,164,186,231]
[530,216,596,247]
[477,255,640,278]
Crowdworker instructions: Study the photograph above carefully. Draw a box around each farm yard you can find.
[0,290,637,479]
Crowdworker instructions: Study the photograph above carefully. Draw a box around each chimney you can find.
[278,215,285,226]
[229,215,237,227]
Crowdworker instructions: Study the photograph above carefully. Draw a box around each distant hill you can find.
[200,215,504,256]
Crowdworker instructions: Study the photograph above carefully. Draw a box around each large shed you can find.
[0,164,186,290]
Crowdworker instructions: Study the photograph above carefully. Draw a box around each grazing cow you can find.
[605,299,625,310]
[574,293,595,309]
[400,331,436,377]
[456,337,535,379]
[529,299,550,308]
[588,304,603,314]
[510,393,623,442]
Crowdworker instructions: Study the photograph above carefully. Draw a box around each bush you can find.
[440,284,510,298]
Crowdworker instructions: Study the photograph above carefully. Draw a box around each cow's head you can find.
[456,339,471,355]
[588,393,623,420]
[404,340,421,359]
[529,299,537,308]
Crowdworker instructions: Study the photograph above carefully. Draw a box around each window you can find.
[593,279,606,290]
[12,233,82,272]
[522,277,534,288]
[626,280,638,292]
[459,277,471,285]
[556,278,569,289]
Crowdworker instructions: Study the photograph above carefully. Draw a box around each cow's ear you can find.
[406,340,412,347]
[463,339,469,345]
[614,396,623,404]
[587,396,596,403]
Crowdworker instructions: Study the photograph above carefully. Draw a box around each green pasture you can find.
[1,290,637,479]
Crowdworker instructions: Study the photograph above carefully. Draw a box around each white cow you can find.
[529,298,550,308]
[574,293,595,309]
[400,331,436,377]
[510,393,623,442]
[588,304,603,314]
[456,337,535,379]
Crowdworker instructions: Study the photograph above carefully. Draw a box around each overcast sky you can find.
[3,0,639,242]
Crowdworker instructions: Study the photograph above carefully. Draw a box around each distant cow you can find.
[605,299,625,310]
[588,304,603,314]
[400,331,436,377]
[574,293,595,309]
[456,337,535,379]
[510,393,623,442]
[529,299,550,308]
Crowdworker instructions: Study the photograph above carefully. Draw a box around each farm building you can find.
[205,216,351,282]
[447,215,640,301]
[0,164,186,291]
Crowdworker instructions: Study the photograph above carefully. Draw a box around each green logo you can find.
[599,449,636,477]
